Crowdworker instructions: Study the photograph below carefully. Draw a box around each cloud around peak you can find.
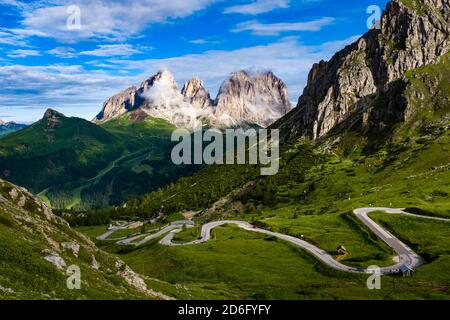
[6,0,219,42]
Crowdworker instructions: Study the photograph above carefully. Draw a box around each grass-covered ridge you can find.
[0,110,199,210]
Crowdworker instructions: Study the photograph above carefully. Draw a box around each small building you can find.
[399,264,415,277]
[337,245,347,255]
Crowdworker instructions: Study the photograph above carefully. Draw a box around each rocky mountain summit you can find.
[42,108,66,129]
[94,70,291,129]
[278,0,450,140]
[215,71,291,127]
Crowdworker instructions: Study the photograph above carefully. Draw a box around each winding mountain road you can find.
[99,208,449,275]
[96,222,129,241]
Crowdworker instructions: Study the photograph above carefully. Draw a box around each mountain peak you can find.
[183,77,204,88]
[140,69,178,92]
[43,108,65,120]
[181,77,212,110]
[152,70,176,84]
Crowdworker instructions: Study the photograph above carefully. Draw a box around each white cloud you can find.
[233,17,335,35]
[0,31,27,46]
[0,0,24,8]
[46,46,77,58]
[6,0,218,42]
[7,49,40,58]
[224,0,289,15]
[79,44,146,57]
[0,27,48,47]
[46,44,149,59]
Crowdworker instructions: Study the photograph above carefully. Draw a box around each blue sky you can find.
[0,0,388,123]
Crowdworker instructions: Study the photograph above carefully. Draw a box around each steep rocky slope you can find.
[0,179,170,299]
[277,0,449,140]
[94,86,144,122]
[0,109,195,210]
[94,70,291,128]
[215,71,292,127]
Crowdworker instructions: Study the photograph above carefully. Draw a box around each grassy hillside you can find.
[0,179,168,300]
[81,126,449,298]
[0,110,120,192]
[0,110,199,210]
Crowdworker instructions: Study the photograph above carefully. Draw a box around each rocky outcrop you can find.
[116,260,174,300]
[215,71,291,127]
[62,242,80,257]
[181,77,213,110]
[94,70,291,129]
[42,249,67,270]
[278,0,450,140]
[0,120,27,136]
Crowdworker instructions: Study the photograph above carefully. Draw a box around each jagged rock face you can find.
[94,87,143,122]
[214,71,292,127]
[278,0,450,140]
[181,78,213,110]
[95,70,210,128]
[43,108,65,129]
[94,70,291,129]
[379,0,450,85]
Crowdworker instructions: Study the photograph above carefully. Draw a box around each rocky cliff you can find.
[277,0,449,140]
[139,70,208,128]
[0,179,170,299]
[215,71,291,127]
[94,87,144,122]
[94,70,291,129]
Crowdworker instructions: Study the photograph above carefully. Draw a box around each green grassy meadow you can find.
[83,222,450,300]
